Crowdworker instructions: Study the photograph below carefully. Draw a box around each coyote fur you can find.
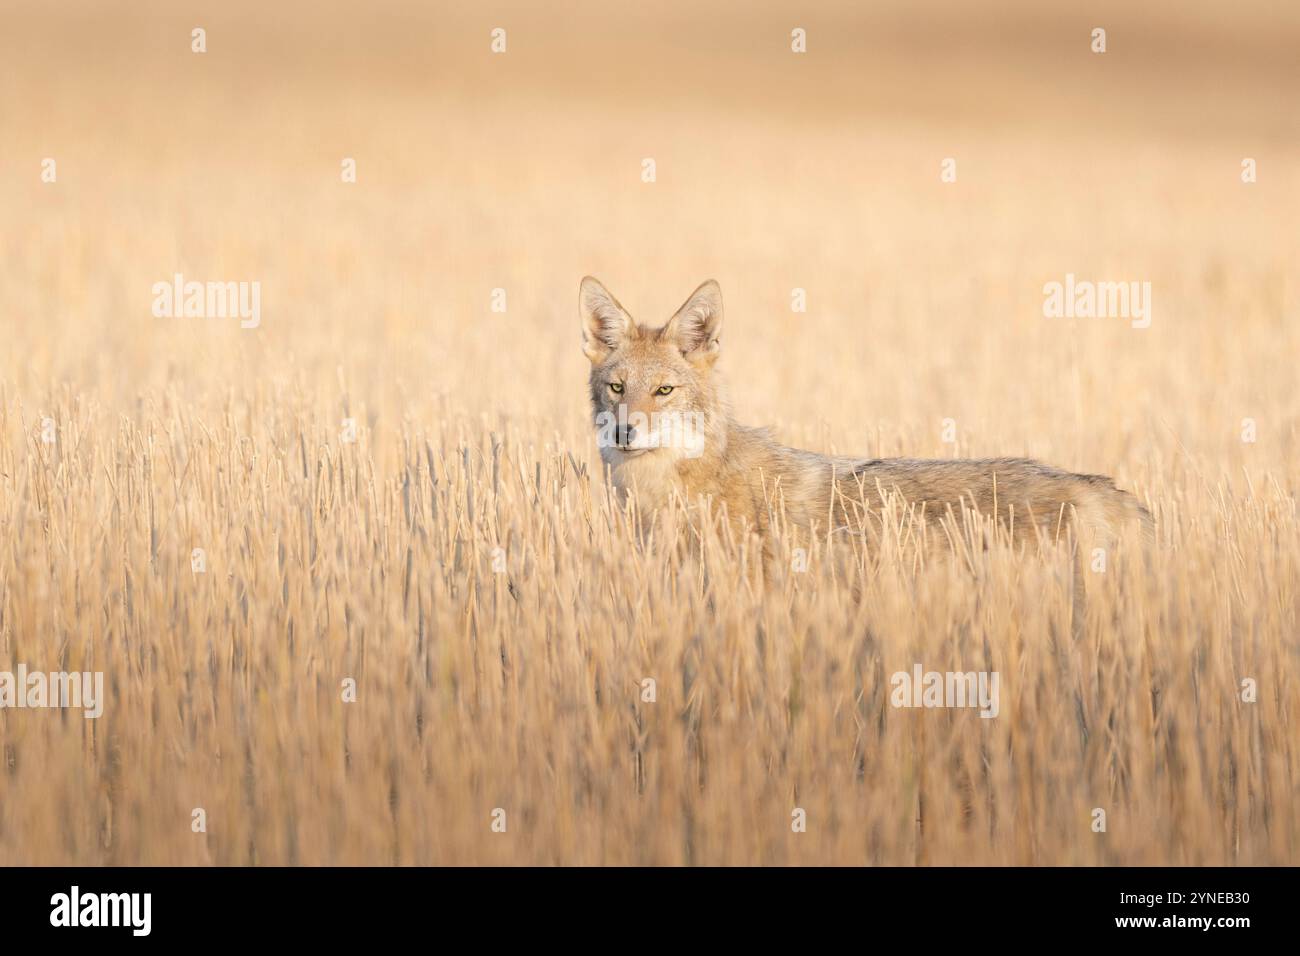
[580,276,1152,550]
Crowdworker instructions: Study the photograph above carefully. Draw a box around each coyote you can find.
[580,276,1152,550]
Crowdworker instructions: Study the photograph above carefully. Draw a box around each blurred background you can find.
[2,0,1296,475]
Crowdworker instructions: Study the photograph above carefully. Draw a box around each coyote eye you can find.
[608,382,624,394]
[655,385,674,396]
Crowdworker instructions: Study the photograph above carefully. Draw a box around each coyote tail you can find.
[1072,474,1155,544]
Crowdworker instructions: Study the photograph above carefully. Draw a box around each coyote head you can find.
[580,277,725,466]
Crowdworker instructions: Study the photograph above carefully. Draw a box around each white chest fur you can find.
[600,446,682,508]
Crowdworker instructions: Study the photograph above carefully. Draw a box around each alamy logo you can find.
[50,886,151,936]
[151,273,261,328]
[0,665,104,718]
[595,405,706,458]
[1042,273,1151,329]
[890,664,1000,718]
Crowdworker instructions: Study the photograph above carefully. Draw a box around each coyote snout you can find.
[580,276,1152,547]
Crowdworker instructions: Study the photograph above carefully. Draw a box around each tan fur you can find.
[580,277,1153,550]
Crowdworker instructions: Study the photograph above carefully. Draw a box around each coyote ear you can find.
[580,276,634,363]
[665,279,722,365]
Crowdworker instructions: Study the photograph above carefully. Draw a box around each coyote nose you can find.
[617,423,637,447]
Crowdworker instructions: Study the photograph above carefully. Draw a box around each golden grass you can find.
[0,0,1297,864]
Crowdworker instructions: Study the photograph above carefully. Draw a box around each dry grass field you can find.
[1,0,1297,865]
